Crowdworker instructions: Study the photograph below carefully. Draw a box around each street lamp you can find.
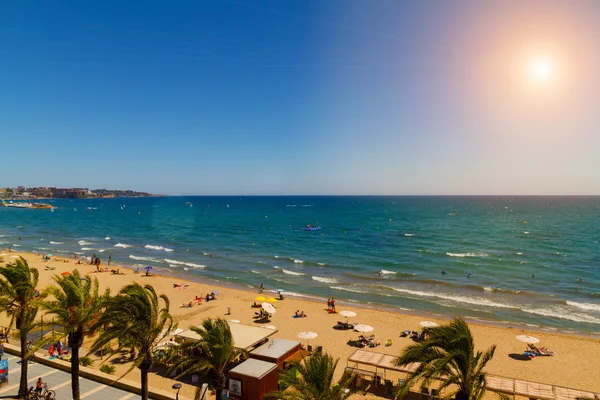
[172,383,182,400]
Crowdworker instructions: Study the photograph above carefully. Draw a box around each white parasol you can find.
[339,310,357,318]
[261,325,277,330]
[297,331,318,348]
[227,319,240,324]
[353,324,374,333]
[516,335,539,344]
[262,302,276,315]
[420,321,439,328]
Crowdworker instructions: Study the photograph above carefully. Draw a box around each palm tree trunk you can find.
[71,344,81,400]
[18,331,29,398]
[140,360,151,400]
[216,388,223,400]
[455,389,470,400]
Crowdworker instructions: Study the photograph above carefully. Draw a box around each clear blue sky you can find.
[2,0,599,195]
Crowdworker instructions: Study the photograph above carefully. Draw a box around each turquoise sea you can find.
[1,196,599,335]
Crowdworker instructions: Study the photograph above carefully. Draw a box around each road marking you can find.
[0,369,59,394]
[8,361,42,375]
[51,378,72,391]
[80,384,106,399]
[119,393,136,400]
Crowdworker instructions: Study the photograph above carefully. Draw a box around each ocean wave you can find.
[12,244,21,247]
[129,255,159,262]
[446,252,489,258]
[251,270,260,274]
[293,259,303,264]
[164,258,205,268]
[114,243,132,248]
[392,288,517,309]
[483,287,527,295]
[80,247,97,251]
[145,245,170,251]
[49,241,64,245]
[312,276,338,284]
[317,262,327,266]
[566,301,600,312]
[281,269,305,276]
[78,240,94,246]
[330,285,368,294]
[522,307,600,325]
[404,233,415,237]
[105,237,111,240]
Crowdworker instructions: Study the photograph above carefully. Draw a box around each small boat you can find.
[303,226,322,231]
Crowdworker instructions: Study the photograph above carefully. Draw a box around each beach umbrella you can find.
[46,254,53,257]
[420,321,439,328]
[261,325,277,330]
[262,302,276,315]
[266,297,278,303]
[354,324,374,333]
[516,335,539,344]
[211,290,220,295]
[227,319,240,324]
[297,331,318,348]
[339,310,357,318]
[171,328,184,336]
[255,296,266,301]
[145,266,152,270]
[60,271,70,276]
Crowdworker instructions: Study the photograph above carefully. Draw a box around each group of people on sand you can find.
[294,310,307,318]
[327,298,336,313]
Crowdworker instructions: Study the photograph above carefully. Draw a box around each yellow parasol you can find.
[255,296,266,302]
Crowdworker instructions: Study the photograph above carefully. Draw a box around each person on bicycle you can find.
[36,377,44,395]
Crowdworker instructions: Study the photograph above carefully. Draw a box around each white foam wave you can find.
[317,263,327,266]
[282,269,305,276]
[312,276,338,284]
[380,270,396,275]
[523,307,600,325]
[164,248,174,252]
[274,255,280,259]
[105,237,111,240]
[330,286,367,294]
[294,259,303,264]
[392,288,517,309]
[283,291,312,298]
[78,240,94,246]
[98,249,105,253]
[251,270,260,274]
[273,266,282,269]
[114,243,132,248]
[145,245,164,251]
[129,255,159,262]
[404,233,415,237]
[446,252,489,258]
[81,247,96,251]
[566,301,600,312]
[49,241,64,245]
[36,247,50,251]
[163,258,206,268]
[12,244,21,247]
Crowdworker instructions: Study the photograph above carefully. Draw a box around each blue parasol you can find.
[211,290,219,295]
[145,266,153,270]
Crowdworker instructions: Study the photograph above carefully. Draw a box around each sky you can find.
[2,0,600,195]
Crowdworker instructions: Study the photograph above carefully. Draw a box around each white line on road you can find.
[80,384,107,399]
[119,393,136,400]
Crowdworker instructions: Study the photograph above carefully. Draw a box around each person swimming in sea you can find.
[442,270,448,275]
[467,273,472,278]
[378,270,383,276]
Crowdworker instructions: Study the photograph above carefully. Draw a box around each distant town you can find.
[0,186,157,199]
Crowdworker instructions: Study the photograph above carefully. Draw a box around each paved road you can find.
[0,354,145,400]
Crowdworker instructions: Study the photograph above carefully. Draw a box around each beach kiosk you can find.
[227,359,278,400]
[249,338,302,369]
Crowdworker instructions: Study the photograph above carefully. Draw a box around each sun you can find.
[529,58,553,82]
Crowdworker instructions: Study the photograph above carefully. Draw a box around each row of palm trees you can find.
[0,257,498,400]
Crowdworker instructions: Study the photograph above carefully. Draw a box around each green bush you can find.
[99,364,116,375]
[79,357,94,367]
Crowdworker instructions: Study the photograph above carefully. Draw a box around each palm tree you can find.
[264,349,356,400]
[393,317,496,400]
[40,270,109,400]
[89,283,175,400]
[0,257,40,398]
[168,318,246,400]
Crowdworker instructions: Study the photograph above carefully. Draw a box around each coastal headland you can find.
[1,250,599,399]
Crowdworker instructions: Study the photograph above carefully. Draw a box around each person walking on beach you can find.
[108,255,112,267]
[259,283,264,294]
[331,298,336,312]
[327,298,331,310]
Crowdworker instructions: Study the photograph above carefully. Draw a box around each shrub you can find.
[99,364,115,375]
[79,357,94,367]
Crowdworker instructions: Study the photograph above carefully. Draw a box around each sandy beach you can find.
[1,250,599,399]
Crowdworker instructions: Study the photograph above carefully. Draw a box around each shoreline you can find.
[2,250,600,396]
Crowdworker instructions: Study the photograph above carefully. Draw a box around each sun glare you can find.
[529,58,554,83]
